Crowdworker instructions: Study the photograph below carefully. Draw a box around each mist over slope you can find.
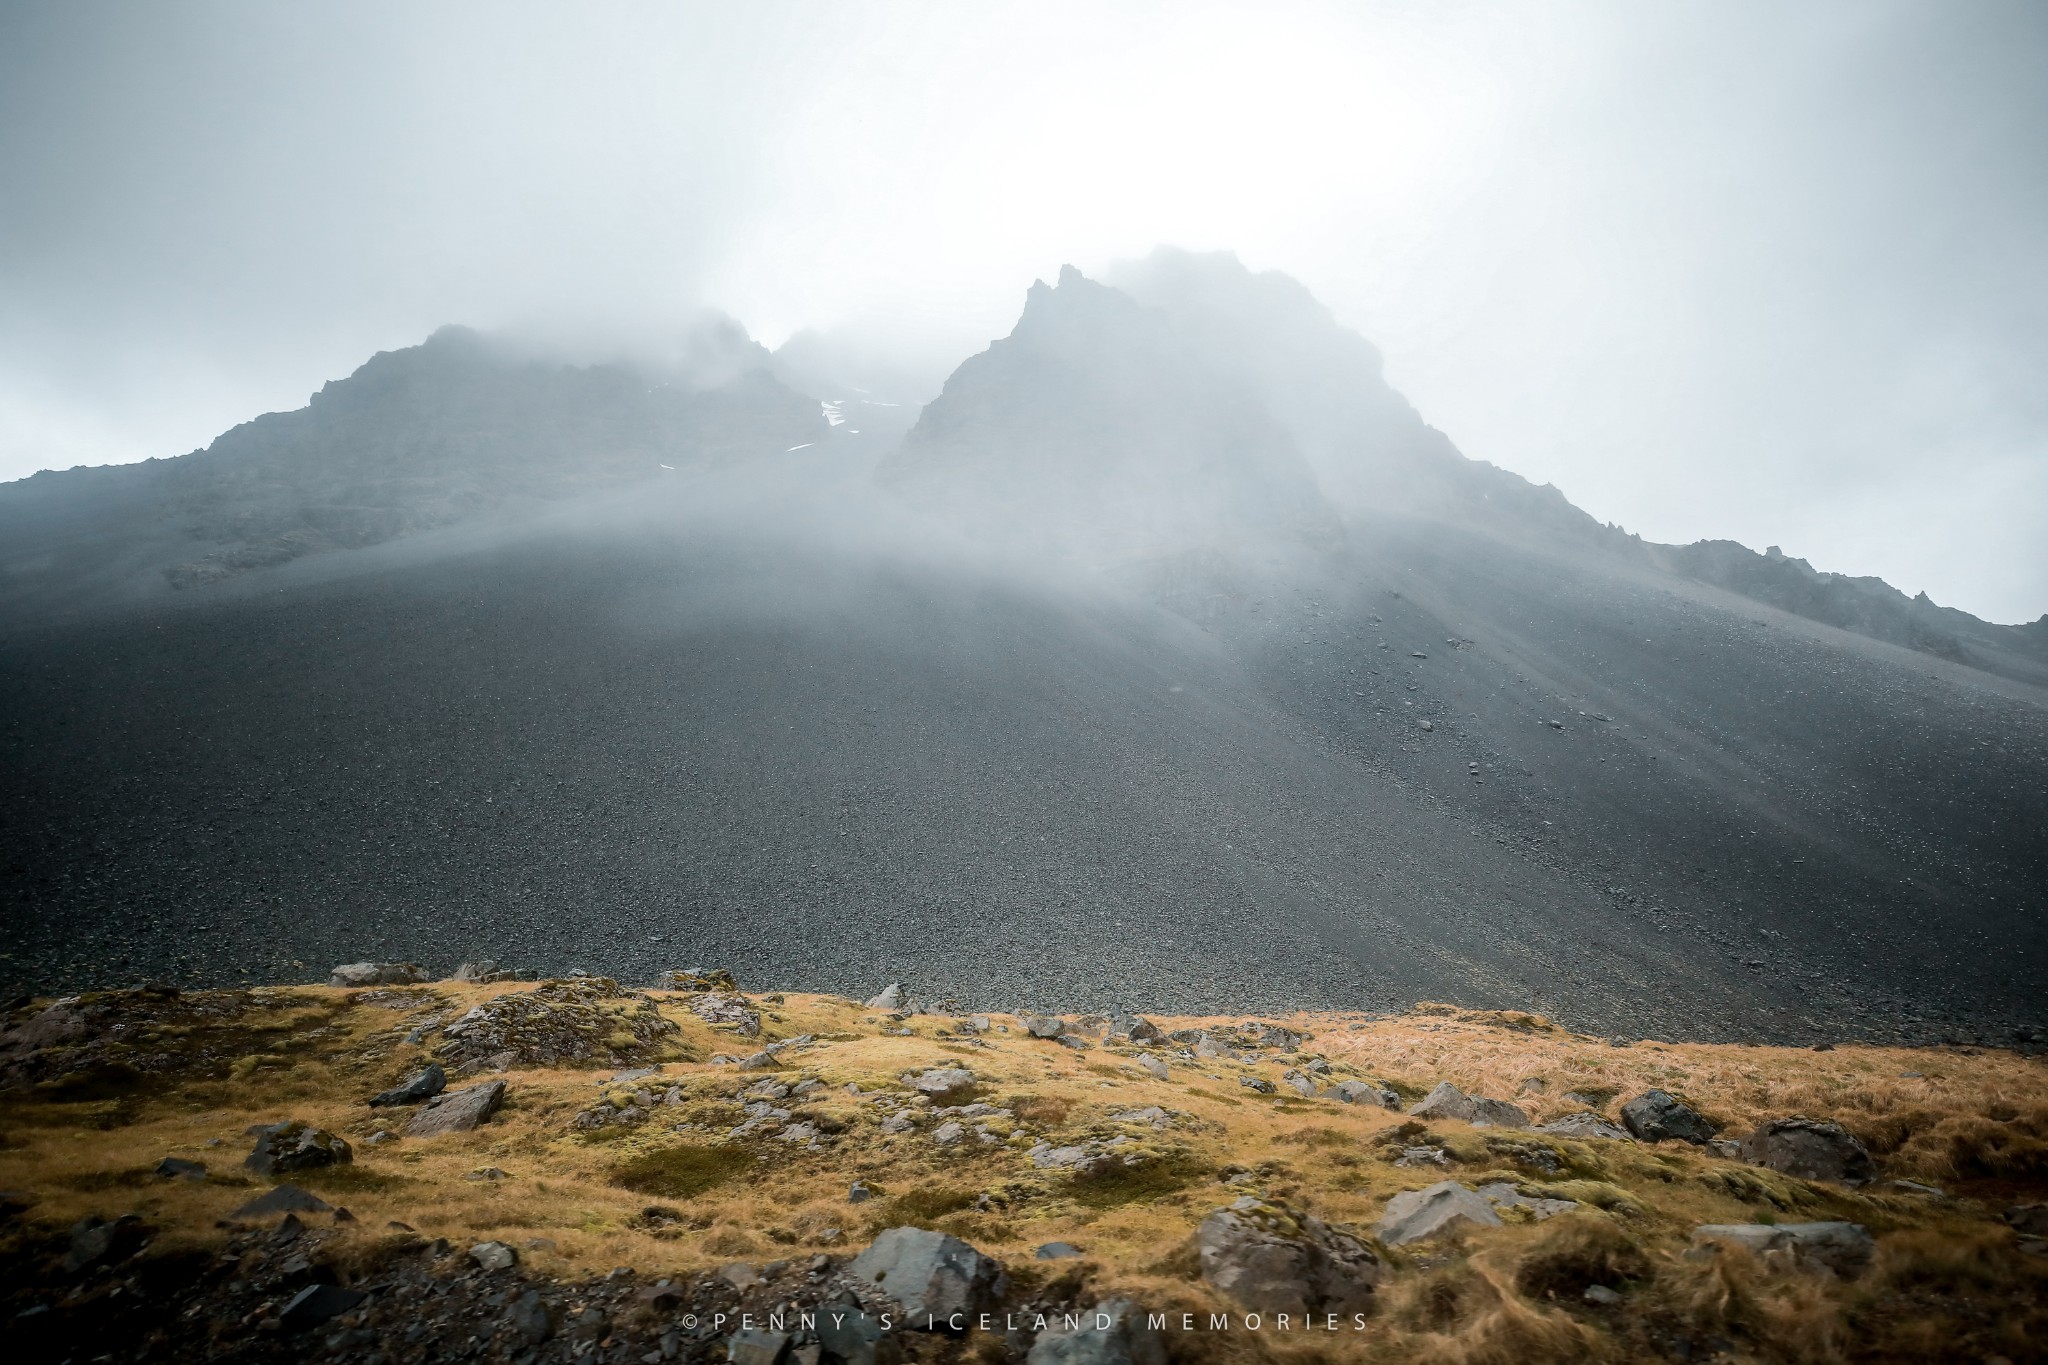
[1,250,2042,1046]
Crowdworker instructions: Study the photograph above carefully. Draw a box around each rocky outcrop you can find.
[437,978,679,1070]
[689,993,762,1037]
[1195,1197,1382,1315]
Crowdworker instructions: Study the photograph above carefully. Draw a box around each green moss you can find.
[610,1144,757,1199]
[1067,1152,1210,1209]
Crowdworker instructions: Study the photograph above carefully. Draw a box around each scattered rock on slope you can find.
[369,1063,447,1107]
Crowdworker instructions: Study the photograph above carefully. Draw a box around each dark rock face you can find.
[3,255,2045,1050]
[846,1227,1007,1320]
[1738,1118,1876,1185]
[369,1063,446,1107]
[244,1122,352,1175]
[1621,1090,1719,1145]
[1196,1197,1382,1314]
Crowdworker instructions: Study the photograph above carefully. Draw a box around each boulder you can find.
[406,1080,506,1137]
[729,1330,791,1365]
[1126,1017,1164,1043]
[1330,1080,1400,1109]
[233,1184,333,1218]
[1690,1221,1874,1278]
[505,1289,555,1344]
[847,1227,1008,1319]
[1737,1118,1875,1186]
[369,1063,447,1107]
[815,1307,894,1365]
[1281,1070,1317,1098]
[154,1157,206,1181]
[278,1283,368,1333]
[1534,1111,1632,1141]
[1022,1015,1066,1039]
[63,1214,146,1272]
[1026,1299,1166,1365]
[1477,1183,1577,1220]
[907,1067,976,1102]
[1138,1054,1170,1081]
[1195,1197,1382,1315]
[1036,1242,1084,1259]
[2006,1204,2048,1237]
[245,1122,352,1176]
[470,1240,519,1271]
[1408,1082,1530,1129]
[328,962,427,988]
[865,984,907,1011]
[1374,1181,1504,1246]
[452,960,517,983]
[1620,1090,1718,1145]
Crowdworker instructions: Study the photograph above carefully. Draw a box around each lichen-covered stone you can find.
[1197,1197,1382,1314]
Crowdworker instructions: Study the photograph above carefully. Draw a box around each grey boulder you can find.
[848,1227,1008,1320]
[406,1080,506,1137]
[1026,1299,1165,1365]
[1330,1080,1401,1109]
[1195,1197,1382,1315]
[470,1240,519,1271]
[1737,1118,1876,1186]
[907,1067,976,1102]
[865,984,906,1011]
[1620,1090,1719,1144]
[1375,1181,1504,1246]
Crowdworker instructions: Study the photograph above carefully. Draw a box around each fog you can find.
[3,1,2045,620]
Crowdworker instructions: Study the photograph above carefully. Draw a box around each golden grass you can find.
[0,988,2043,1361]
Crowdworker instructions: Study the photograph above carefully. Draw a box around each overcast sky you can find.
[4,1,2045,621]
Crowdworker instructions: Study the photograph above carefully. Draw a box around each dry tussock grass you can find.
[0,987,2043,1361]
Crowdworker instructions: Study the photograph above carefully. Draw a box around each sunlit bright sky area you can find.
[3,1,2045,619]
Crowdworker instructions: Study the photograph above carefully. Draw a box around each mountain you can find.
[0,319,824,613]
[1,252,2042,1050]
